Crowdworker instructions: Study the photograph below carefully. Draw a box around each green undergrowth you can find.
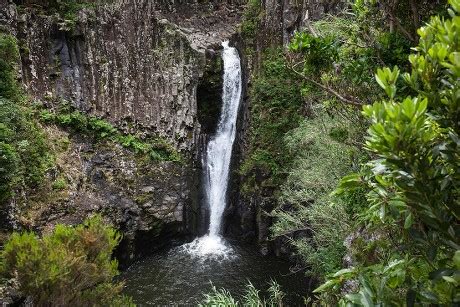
[35,101,182,163]
[0,33,53,204]
[240,50,304,196]
[313,1,460,304]
[201,281,285,307]
[271,109,368,278]
[240,0,263,43]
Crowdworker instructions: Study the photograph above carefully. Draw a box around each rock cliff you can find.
[0,0,244,262]
[11,0,243,152]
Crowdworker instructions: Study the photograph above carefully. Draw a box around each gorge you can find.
[0,0,458,305]
[119,41,311,305]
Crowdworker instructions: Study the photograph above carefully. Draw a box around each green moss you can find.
[0,34,54,204]
[51,177,67,190]
[134,193,151,205]
[36,101,182,163]
[53,135,71,152]
[240,50,304,195]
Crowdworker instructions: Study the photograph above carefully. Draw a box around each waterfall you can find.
[206,41,242,236]
[183,41,242,258]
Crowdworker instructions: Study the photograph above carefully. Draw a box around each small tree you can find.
[1,215,134,306]
[315,0,459,304]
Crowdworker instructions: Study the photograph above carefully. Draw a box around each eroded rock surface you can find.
[10,0,243,152]
[11,125,192,263]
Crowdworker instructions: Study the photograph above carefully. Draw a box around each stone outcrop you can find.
[12,125,192,264]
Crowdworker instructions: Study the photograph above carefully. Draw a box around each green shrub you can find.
[51,177,67,190]
[1,215,134,306]
[0,34,20,101]
[240,0,262,40]
[316,1,460,304]
[289,32,339,72]
[271,111,366,278]
[0,142,19,202]
[376,32,412,68]
[0,98,53,200]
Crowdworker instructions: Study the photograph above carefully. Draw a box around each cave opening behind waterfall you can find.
[197,49,224,135]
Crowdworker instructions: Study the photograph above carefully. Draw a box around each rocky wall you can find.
[8,124,193,264]
[0,0,244,262]
[5,0,243,153]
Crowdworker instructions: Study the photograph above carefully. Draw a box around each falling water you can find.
[207,41,242,236]
[182,41,242,258]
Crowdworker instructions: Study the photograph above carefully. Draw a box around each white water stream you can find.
[183,41,242,258]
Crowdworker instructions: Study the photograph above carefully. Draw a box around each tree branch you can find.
[383,1,416,42]
[288,63,365,107]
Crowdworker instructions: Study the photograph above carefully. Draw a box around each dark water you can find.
[121,240,312,306]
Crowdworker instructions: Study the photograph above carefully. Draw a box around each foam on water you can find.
[180,235,236,260]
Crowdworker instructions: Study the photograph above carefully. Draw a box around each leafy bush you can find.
[0,34,20,101]
[376,32,412,68]
[51,177,67,190]
[288,10,415,108]
[1,215,134,306]
[289,32,339,72]
[271,111,366,278]
[316,0,460,304]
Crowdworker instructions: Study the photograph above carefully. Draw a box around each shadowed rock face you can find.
[12,0,243,152]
